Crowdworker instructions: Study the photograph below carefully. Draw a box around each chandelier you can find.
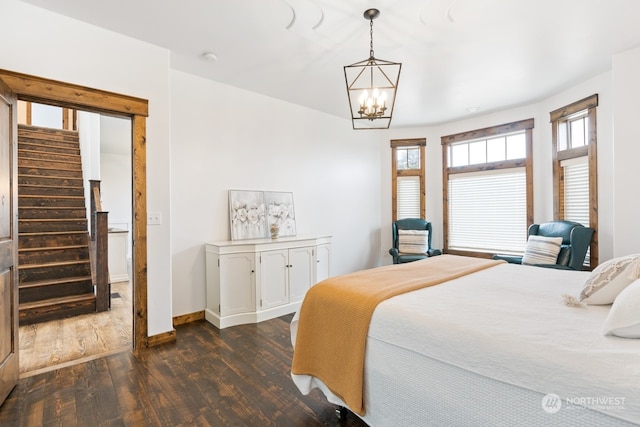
[344,9,401,130]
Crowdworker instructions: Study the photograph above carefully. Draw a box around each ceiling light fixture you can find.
[344,9,401,130]
[200,51,218,62]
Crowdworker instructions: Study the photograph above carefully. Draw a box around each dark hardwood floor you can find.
[0,314,368,426]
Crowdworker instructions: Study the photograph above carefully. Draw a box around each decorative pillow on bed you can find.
[602,279,640,338]
[580,254,640,305]
[398,229,429,254]
[521,235,563,265]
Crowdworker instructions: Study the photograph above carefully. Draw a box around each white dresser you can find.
[205,235,331,329]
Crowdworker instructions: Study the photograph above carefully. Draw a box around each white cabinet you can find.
[287,246,315,303]
[205,235,331,329]
[259,249,289,310]
[216,253,256,316]
[108,229,129,283]
[316,243,331,283]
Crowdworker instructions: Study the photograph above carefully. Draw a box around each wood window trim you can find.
[391,138,426,222]
[0,68,159,351]
[551,94,599,269]
[441,119,534,256]
[441,118,534,145]
[550,94,598,123]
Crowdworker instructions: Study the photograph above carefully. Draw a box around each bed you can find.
[290,254,640,427]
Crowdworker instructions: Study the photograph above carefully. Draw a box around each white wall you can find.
[4,0,637,325]
[381,71,616,265]
[1,0,173,336]
[100,152,132,253]
[612,46,640,257]
[77,111,101,224]
[169,70,380,317]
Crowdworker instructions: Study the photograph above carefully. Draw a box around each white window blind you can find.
[562,157,590,226]
[448,168,527,253]
[397,176,421,219]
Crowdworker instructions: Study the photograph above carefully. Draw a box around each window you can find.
[551,94,598,268]
[442,119,534,256]
[391,139,425,221]
[17,100,76,130]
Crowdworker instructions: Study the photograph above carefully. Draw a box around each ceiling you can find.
[21,0,640,127]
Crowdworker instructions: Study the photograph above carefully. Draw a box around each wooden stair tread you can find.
[20,230,87,235]
[18,150,80,160]
[19,173,82,178]
[20,218,87,223]
[19,259,90,269]
[18,146,78,152]
[19,183,84,189]
[19,155,82,162]
[19,293,95,310]
[19,194,84,199]
[19,206,85,209]
[19,276,92,289]
[19,244,87,252]
[18,164,82,170]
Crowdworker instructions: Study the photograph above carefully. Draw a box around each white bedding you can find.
[291,263,640,426]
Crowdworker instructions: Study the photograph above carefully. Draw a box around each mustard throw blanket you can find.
[291,255,504,415]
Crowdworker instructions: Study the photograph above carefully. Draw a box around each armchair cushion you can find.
[398,229,429,254]
[389,218,441,264]
[521,235,563,266]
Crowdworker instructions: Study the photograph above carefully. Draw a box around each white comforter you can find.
[291,263,640,425]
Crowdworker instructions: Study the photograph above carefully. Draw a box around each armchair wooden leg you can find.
[336,405,348,420]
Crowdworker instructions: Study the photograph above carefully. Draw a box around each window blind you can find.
[562,157,589,226]
[562,157,590,264]
[397,176,421,219]
[448,168,527,253]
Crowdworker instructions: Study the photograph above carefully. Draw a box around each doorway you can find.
[0,69,150,355]
[17,106,134,375]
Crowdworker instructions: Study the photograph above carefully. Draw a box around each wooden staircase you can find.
[17,125,98,325]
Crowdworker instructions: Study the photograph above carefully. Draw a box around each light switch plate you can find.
[148,211,162,225]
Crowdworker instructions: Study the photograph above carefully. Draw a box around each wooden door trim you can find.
[0,79,19,404]
[0,68,152,350]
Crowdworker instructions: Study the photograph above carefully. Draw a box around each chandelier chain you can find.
[369,18,375,58]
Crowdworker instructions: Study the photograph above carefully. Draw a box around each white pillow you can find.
[580,254,640,305]
[602,279,640,338]
[521,235,563,266]
[398,229,429,254]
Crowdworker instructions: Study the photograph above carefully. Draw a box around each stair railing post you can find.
[89,179,110,312]
[89,180,101,241]
[95,211,110,312]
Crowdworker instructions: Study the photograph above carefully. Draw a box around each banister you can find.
[95,211,110,312]
[89,179,110,312]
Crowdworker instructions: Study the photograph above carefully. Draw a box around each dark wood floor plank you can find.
[43,369,77,426]
[0,315,368,426]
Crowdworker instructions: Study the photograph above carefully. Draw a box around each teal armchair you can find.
[494,220,594,270]
[389,218,442,264]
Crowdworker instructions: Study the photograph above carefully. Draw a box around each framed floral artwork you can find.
[265,191,296,238]
[229,190,267,240]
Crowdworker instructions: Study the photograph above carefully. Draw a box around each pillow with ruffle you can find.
[580,254,640,305]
